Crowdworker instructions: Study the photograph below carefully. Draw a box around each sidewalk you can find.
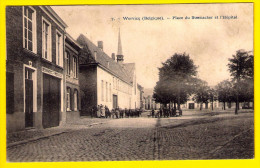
[7,117,111,148]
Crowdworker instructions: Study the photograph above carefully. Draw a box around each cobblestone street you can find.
[7,111,254,162]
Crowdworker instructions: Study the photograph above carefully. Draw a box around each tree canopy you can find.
[153,53,198,110]
[227,50,254,113]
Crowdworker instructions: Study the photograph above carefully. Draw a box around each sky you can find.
[52,3,253,89]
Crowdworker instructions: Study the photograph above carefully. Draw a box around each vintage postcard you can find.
[4,2,255,164]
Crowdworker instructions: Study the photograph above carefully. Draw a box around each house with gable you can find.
[77,30,141,115]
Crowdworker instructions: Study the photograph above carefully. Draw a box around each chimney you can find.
[97,41,103,51]
[111,53,115,60]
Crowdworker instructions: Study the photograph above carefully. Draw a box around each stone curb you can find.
[7,121,105,148]
[7,131,69,148]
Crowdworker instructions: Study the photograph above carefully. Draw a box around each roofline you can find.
[98,64,133,86]
[65,33,83,49]
[40,6,68,28]
[80,63,133,86]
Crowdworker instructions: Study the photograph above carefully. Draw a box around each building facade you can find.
[6,6,70,132]
[77,30,140,115]
[64,34,82,122]
[137,84,144,109]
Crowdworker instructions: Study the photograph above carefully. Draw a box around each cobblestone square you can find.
[7,110,254,162]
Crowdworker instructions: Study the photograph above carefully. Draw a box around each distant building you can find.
[143,88,160,110]
[77,29,141,115]
[137,84,144,109]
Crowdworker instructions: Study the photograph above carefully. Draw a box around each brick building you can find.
[77,30,141,115]
[64,34,82,122]
[6,6,80,132]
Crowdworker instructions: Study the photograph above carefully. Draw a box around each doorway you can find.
[42,74,60,128]
[25,68,34,127]
[113,95,118,109]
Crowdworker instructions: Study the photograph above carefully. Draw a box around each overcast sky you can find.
[52,3,253,89]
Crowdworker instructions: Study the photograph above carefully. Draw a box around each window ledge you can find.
[56,65,64,70]
[23,48,38,57]
[41,58,64,70]
[41,57,53,64]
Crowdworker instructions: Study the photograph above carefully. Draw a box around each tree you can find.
[216,80,234,110]
[208,88,217,111]
[193,80,210,110]
[153,53,198,112]
[237,79,254,108]
[228,50,253,114]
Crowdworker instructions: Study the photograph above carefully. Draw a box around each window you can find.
[73,56,78,78]
[74,90,78,111]
[65,51,70,75]
[113,77,115,89]
[56,31,63,67]
[25,68,33,80]
[66,87,71,111]
[106,82,108,102]
[23,6,36,53]
[42,18,51,61]
[109,83,111,102]
[101,80,104,101]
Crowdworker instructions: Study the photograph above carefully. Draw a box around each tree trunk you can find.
[211,101,213,111]
[174,102,176,110]
[223,102,226,110]
[235,74,239,114]
[205,102,208,109]
[235,101,238,115]
[177,84,181,110]
[200,103,202,110]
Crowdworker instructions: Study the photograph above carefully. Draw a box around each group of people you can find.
[91,105,143,119]
[151,107,183,118]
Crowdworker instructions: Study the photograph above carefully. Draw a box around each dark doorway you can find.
[113,95,118,109]
[189,103,195,109]
[25,68,34,128]
[43,74,60,128]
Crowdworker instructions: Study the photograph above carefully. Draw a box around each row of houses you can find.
[142,89,252,110]
[6,6,143,133]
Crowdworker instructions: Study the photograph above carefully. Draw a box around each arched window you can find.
[66,87,71,111]
[74,89,78,111]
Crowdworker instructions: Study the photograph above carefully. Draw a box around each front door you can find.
[113,95,118,109]
[25,68,34,127]
[43,74,60,128]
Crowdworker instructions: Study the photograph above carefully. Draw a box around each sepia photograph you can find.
[5,3,254,162]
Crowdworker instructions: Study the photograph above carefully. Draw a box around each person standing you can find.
[115,106,120,119]
[105,106,109,118]
[159,108,163,118]
[96,105,101,118]
[111,108,115,119]
[152,109,155,118]
[100,105,105,118]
